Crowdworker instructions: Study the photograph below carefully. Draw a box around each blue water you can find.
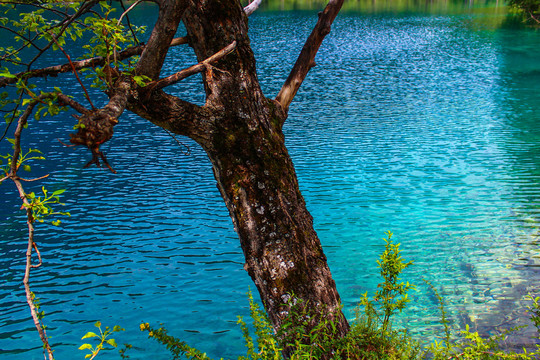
[2,7,540,360]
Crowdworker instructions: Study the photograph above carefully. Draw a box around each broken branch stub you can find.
[69,109,118,173]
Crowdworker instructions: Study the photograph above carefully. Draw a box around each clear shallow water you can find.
[1,8,540,360]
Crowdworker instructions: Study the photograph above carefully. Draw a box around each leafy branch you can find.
[79,321,125,360]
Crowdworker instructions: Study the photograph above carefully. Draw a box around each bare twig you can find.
[275,0,345,113]
[19,174,50,182]
[244,0,263,16]
[164,128,191,156]
[144,41,236,93]
[118,0,144,26]
[119,0,142,45]
[49,35,96,110]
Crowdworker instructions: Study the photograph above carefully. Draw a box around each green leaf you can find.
[79,343,93,350]
[52,189,66,196]
[132,75,147,87]
[106,338,118,348]
[94,321,101,328]
[85,354,92,359]
[0,71,16,79]
[112,325,124,332]
[81,331,98,339]
[23,164,31,172]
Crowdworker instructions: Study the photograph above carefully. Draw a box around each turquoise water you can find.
[1,7,540,359]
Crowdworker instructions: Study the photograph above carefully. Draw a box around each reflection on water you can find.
[1,7,540,360]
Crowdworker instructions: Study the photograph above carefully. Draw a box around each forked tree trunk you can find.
[179,0,350,340]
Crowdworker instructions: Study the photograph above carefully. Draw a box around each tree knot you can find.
[69,109,118,173]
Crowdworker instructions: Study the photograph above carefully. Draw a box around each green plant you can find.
[360,231,415,333]
[526,293,540,342]
[237,291,281,360]
[508,0,540,24]
[79,321,124,360]
[24,186,70,226]
[424,280,452,359]
[140,322,214,360]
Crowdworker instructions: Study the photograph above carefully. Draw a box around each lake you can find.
[1,3,540,359]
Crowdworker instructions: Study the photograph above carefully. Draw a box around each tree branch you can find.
[275,0,344,113]
[128,89,215,146]
[144,41,236,93]
[0,37,188,88]
[136,1,186,79]
[26,0,102,70]
[68,77,132,173]
[56,93,89,114]
[6,98,55,360]
[243,0,262,16]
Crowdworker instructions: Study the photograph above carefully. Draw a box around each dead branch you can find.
[244,0,263,16]
[18,174,50,182]
[144,41,237,93]
[275,0,344,113]
[68,77,132,173]
[50,35,96,110]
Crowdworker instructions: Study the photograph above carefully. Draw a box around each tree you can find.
[509,0,540,24]
[0,0,347,356]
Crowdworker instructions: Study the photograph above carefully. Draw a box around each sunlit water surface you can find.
[1,7,540,360]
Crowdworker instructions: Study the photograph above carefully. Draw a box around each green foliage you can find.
[79,321,124,360]
[140,322,214,360]
[361,231,415,332]
[508,0,540,24]
[24,186,70,226]
[424,280,452,358]
[526,293,540,342]
[0,145,43,175]
[237,291,281,360]
[30,291,46,323]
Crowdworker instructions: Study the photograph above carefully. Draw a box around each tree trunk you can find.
[179,0,350,341]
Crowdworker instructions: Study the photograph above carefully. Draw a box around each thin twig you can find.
[18,174,50,182]
[49,35,96,110]
[8,99,55,360]
[144,41,236,93]
[164,129,191,156]
[119,0,142,45]
[31,242,43,268]
[118,0,143,26]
